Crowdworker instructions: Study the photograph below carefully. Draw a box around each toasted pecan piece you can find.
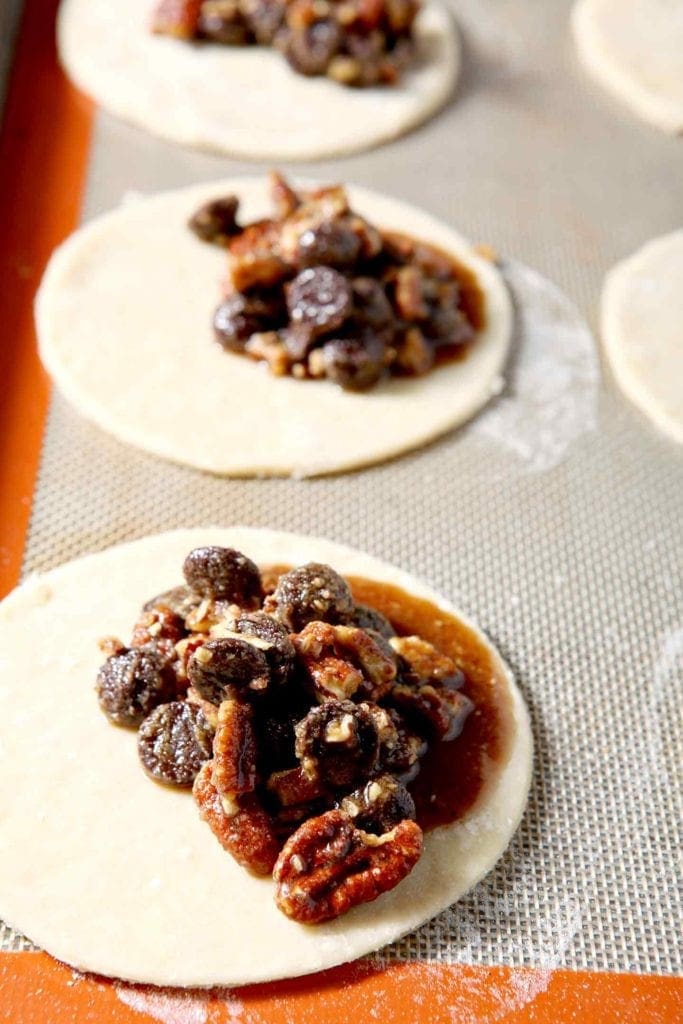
[274,808,423,922]
[193,761,281,875]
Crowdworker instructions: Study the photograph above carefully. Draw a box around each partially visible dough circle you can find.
[57,0,459,159]
[573,0,683,134]
[602,230,683,444]
[0,528,532,987]
[35,178,513,477]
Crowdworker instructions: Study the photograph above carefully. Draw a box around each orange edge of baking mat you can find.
[0,0,93,600]
[0,5,681,1023]
[0,953,680,1023]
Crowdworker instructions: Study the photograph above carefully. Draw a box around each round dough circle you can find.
[57,0,459,160]
[36,177,513,477]
[602,230,683,444]
[573,0,683,134]
[0,528,532,987]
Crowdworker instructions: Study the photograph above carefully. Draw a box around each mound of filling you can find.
[96,545,474,922]
[189,173,483,391]
[152,0,419,88]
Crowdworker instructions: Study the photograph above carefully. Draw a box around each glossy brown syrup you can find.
[263,566,514,833]
[380,229,487,371]
[347,577,513,832]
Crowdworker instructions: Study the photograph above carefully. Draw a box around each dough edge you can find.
[57,0,459,160]
[0,527,533,987]
[35,177,513,477]
[572,0,683,134]
[601,229,683,444]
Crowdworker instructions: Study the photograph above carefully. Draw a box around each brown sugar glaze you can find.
[381,229,487,372]
[262,567,514,834]
[348,577,514,832]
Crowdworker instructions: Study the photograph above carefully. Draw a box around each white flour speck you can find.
[115,985,209,1024]
[470,262,599,472]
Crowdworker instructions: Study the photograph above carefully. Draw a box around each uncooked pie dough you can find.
[57,0,459,160]
[573,0,683,134]
[35,178,513,477]
[0,528,532,987]
[601,230,683,444]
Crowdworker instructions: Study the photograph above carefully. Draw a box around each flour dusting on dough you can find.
[469,261,599,472]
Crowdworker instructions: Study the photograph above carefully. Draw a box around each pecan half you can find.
[193,762,281,876]
[212,699,258,796]
[273,808,423,922]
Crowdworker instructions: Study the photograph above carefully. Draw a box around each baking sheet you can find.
[2,0,682,978]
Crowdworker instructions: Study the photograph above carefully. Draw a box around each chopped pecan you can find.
[294,621,396,702]
[98,635,125,658]
[393,327,434,375]
[143,585,200,622]
[212,699,258,796]
[389,635,464,689]
[294,623,363,701]
[244,332,291,376]
[393,264,428,320]
[227,220,288,292]
[269,171,300,220]
[186,684,219,728]
[185,597,238,634]
[175,634,210,683]
[193,762,281,876]
[365,702,399,751]
[131,605,186,648]
[273,809,423,922]
[346,212,383,260]
[151,0,202,37]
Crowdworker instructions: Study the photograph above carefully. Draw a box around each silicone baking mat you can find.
[0,0,681,1019]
